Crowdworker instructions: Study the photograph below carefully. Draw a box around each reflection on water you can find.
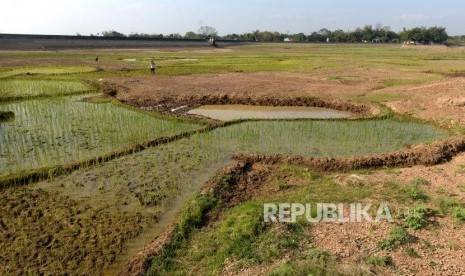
[187,104,351,121]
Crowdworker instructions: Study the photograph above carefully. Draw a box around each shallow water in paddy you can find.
[187,104,351,121]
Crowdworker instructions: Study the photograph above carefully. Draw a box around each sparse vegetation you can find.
[401,205,436,230]
[408,185,428,201]
[366,255,393,266]
[405,246,420,258]
[378,225,410,250]
[452,206,465,222]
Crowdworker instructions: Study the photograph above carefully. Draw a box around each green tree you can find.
[101,30,126,37]
[428,26,448,43]
[198,26,218,38]
[362,25,374,41]
[184,31,202,39]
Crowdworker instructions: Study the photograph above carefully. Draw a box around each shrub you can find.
[402,205,435,230]
[452,206,465,222]
[366,255,393,266]
[378,225,409,250]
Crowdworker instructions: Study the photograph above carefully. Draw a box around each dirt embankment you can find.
[102,72,376,117]
[234,137,465,172]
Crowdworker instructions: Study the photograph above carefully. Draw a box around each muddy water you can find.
[103,159,231,275]
[187,105,351,121]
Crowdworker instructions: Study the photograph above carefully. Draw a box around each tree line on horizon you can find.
[100,25,450,44]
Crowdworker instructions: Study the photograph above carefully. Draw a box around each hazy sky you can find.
[1,0,464,36]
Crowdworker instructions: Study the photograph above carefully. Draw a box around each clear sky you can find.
[1,0,464,36]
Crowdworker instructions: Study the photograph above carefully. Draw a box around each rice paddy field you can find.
[0,95,200,177]
[1,43,465,275]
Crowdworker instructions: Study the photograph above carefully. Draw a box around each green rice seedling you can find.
[0,66,98,78]
[0,79,91,100]
[0,95,201,176]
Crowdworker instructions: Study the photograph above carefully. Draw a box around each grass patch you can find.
[400,205,436,230]
[458,183,465,193]
[141,194,218,275]
[451,206,465,222]
[351,91,409,104]
[405,246,420,258]
[407,185,428,201]
[410,177,429,186]
[378,225,410,250]
[147,201,276,275]
[366,255,393,266]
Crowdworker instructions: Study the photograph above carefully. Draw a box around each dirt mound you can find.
[233,137,465,172]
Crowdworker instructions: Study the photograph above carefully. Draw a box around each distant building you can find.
[284,37,294,42]
[403,40,416,45]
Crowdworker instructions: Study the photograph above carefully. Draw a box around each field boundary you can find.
[233,136,465,171]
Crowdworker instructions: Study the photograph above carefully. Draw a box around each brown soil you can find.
[386,77,465,127]
[102,71,380,117]
[102,69,465,128]
[311,152,465,276]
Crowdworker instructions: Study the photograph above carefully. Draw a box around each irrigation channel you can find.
[0,94,448,275]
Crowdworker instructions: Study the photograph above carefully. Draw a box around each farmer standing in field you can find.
[150,60,156,74]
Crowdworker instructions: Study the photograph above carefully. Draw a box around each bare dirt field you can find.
[386,77,465,127]
[103,69,395,116]
[103,70,465,127]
